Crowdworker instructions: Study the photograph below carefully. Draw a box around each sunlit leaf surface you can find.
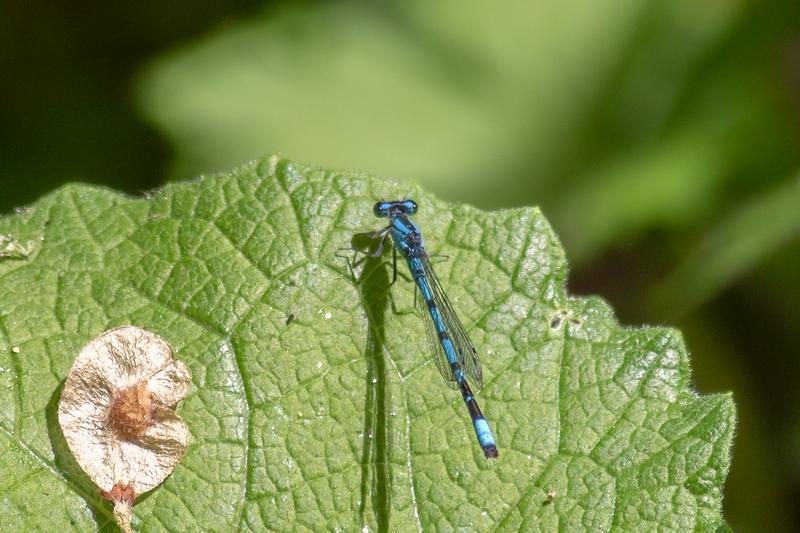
[0,158,734,530]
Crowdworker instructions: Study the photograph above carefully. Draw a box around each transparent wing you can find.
[415,283,459,389]
[418,254,483,389]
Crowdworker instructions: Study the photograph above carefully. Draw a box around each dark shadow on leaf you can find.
[347,232,393,533]
[351,232,382,256]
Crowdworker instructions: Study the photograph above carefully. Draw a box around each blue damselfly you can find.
[358,199,498,458]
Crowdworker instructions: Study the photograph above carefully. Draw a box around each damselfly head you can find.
[373,199,418,218]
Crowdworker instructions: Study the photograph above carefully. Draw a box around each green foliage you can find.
[0,158,733,530]
[649,174,800,318]
[136,0,771,267]
[136,0,644,204]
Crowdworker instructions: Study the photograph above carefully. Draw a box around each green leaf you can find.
[0,157,734,530]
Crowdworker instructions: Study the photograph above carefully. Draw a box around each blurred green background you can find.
[1,1,798,530]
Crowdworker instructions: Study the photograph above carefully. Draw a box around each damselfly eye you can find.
[373,202,390,218]
[402,199,418,215]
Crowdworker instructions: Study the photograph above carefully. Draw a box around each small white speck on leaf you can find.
[58,325,191,533]
[11,346,20,354]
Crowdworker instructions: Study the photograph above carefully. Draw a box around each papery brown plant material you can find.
[58,325,191,532]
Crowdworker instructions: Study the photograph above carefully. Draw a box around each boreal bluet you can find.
[357,199,498,458]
